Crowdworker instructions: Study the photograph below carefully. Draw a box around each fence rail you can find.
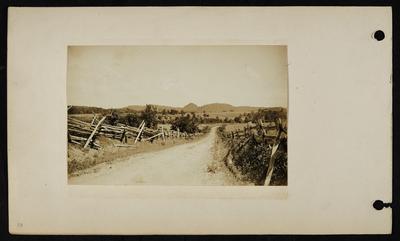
[67,112,194,149]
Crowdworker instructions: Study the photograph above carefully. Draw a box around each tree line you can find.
[69,105,287,134]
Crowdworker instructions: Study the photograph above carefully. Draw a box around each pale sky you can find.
[67,46,288,108]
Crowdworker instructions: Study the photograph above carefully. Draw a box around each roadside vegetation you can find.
[216,109,288,186]
[68,104,287,183]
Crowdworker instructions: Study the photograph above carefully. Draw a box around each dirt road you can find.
[69,127,244,185]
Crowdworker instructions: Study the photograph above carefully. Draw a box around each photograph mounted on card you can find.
[7,7,392,234]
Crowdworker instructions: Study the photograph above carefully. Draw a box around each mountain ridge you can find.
[125,103,284,113]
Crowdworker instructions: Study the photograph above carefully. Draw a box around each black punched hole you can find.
[373,30,385,41]
[373,200,384,210]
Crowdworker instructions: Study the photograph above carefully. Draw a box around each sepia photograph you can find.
[67,45,288,186]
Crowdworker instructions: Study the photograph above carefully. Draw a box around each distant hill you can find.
[199,103,234,112]
[125,105,146,111]
[182,103,199,112]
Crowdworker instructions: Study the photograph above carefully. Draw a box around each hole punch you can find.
[373,30,385,41]
[373,200,392,210]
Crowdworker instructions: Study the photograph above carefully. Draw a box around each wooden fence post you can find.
[263,141,280,185]
[137,120,144,131]
[161,126,165,142]
[84,116,106,149]
[91,114,97,125]
[264,118,283,185]
[120,128,126,143]
[134,121,145,143]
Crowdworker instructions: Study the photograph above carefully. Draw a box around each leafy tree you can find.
[234,116,242,123]
[258,109,282,122]
[199,117,205,124]
[68,106,109,115]
[125,113,141,127]
[140,105,158,128]
[171,115,199,134]
[107,111,119,125]
[169,109,178,115]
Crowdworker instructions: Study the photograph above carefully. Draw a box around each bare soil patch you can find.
[68,134,207,177]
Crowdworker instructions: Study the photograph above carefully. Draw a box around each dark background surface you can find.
[0,0,398,240]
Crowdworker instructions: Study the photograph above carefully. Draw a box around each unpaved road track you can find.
[69,127,242,185]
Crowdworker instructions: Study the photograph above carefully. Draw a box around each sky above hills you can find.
[67,45,288,108]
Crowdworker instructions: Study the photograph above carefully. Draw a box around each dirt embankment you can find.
[68,133,208,177]
[212,133,246,181]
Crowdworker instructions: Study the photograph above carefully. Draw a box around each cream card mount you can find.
[7,7,393,235]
